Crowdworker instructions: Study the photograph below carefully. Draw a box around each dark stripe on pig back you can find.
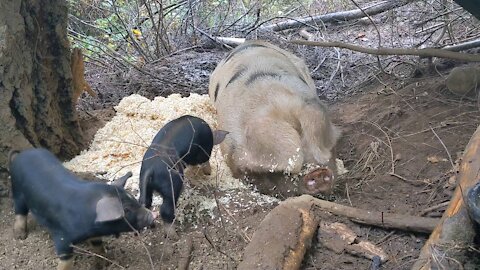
[245,71,281,86]
[274,64,309,87]
[224,43,267,63]
[296,73,309,86]
[226,66,248,88]
[214,83,220,101]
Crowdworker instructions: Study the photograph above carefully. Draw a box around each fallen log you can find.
[444,38,480,52]
[239,194,438,269]
[238,197,318,270]
[290,195,438,234]
[411,125,480,270]
[260,0,411,32]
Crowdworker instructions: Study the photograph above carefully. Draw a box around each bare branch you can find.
[261,0,412,32]
[290,39,480,62]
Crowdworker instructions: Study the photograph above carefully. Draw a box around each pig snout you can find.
[138,208,159,228]
[302,167,335,194]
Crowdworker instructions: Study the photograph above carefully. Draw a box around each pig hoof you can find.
[13,215,28,240]
[57,257,74,270]
[302,167,334,194]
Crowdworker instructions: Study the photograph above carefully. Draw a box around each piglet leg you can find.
[13,214,27,240]
[57,257,74,270]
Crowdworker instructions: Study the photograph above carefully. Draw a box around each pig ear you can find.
[213,130,229,145]
[95,196,125,223]
[8,150,20,164]
[111,171,133,188]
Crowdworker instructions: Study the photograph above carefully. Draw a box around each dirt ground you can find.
[1,13,480,269]
[1,50,479,269]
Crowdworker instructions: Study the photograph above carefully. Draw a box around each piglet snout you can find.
[151,210,160,220]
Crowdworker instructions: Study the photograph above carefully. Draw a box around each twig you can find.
[375,231,396,245]
[290,40,480,62]
[365,121,395,174]
[349,0,385,73]
[71,244,125,269]
[203,228,237,262]
[429,127,455,170]
[390,173,426,187]
[111,0,151,61]
[346,183,353,206]
[419,201,450,216]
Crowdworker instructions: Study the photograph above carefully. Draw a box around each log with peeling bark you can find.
[238,197,318,270]
[260,0,411,32]
[411,125,480,270]
[239,194,438,270]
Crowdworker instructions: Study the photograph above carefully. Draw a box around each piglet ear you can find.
[111,171,133,188]
[213,130,229,145]
[95,196,125,223]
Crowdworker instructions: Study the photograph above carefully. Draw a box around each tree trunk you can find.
[0,0,84,170]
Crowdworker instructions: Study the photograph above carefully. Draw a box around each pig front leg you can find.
[57,257,74,270]
[159,187,181,241]
[53,235,74,270]
[158,171,183,224]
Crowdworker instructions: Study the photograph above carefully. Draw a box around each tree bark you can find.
[0,0,84,170]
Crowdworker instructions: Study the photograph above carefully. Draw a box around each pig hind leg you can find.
[242,117,304,174]
[13,198,29,240]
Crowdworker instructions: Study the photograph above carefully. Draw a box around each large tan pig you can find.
[209,40,340,196]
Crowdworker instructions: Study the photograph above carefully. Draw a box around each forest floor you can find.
[1,8,480,269]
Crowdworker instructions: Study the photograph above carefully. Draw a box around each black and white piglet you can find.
[9,148,158,270]
[139,115,227,224]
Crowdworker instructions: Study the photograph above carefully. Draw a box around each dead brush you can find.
[348,138,385,189]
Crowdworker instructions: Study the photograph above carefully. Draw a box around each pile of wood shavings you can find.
[64,93,278,223]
